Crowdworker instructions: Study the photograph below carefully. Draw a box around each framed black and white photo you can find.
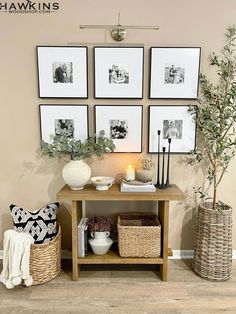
[149,47,201,99]
[37,46,88,98]
[148,105,196,153]
[95,105,143,152]
[39,105,89,143]
[94,47,144,99]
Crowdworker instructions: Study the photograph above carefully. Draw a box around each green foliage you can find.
[41,130,116,161]
[189,26,236,211]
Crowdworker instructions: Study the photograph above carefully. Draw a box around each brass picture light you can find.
[80,13,159,41]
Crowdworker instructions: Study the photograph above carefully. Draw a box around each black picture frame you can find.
[94,46,144,99]
[149,47,201,99]
[95,105,143,153]
[37,46,88,99]
[148,105,196,154]
[39,104,89,143]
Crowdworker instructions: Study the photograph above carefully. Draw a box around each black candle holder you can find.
[156,130,161,186]
[165,138,172,188]
[155,131,172,189]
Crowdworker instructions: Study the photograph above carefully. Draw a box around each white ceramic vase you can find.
[89,231,113,255]
[62,160,91,190]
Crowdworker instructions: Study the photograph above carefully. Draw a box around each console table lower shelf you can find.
[77,245,173,264]
[57,183,184,282]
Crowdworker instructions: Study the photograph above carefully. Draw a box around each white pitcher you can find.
[89,231,113,255]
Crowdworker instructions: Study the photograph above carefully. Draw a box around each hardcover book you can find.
[78,218,85,257]
[120,180,156,192]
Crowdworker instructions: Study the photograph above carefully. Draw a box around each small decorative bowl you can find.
[90,176,114,191]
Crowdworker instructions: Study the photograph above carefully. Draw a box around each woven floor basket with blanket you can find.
[30,225,61,285]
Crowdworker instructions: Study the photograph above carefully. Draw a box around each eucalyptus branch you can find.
[41,131,116,161]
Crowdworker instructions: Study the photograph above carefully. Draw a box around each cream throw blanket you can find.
[0,230,34,289]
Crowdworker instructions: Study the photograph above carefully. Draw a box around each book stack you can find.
[120,180,156,192]
[78,217,89,257]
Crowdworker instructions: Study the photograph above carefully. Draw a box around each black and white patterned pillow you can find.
[10,202,59,244]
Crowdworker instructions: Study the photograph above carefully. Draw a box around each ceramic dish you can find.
[90,176,114,191]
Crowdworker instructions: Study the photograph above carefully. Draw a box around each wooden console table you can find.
[57,184,184,281]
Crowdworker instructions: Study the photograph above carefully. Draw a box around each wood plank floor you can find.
[0,260,236,314]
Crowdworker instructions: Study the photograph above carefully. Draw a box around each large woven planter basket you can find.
[193,203,232,281]
[30,225,61,285]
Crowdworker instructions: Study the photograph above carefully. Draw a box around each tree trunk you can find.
[213,174,217,210]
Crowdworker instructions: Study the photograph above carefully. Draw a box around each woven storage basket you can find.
[30,224,61,285]
[118,213,161,258]
[193,203,232,281]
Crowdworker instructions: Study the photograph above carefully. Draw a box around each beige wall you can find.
[0,0,236,250]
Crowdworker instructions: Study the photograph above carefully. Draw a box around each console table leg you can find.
[71,200,82,281]
[158,200,169,282]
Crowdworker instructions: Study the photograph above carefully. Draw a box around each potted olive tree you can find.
[189,26,236,280]
[41,131,115,190]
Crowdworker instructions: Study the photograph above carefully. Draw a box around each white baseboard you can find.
[0,250,235,260]
[170,250,194,259]
[233,251,236,259]
[171,250,236,259]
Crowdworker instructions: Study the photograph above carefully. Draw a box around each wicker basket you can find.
[118,213,161,258]
[193,203,232,281]
[30,224,61,285]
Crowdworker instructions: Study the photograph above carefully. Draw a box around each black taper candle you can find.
[165,138,171,187]
[155,130,161,187]
[161,146,166,186]
[157,130,161,186]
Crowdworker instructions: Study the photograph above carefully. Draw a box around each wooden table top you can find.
[57,184,185,201]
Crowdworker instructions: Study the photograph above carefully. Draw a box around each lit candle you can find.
[125,165,135,181]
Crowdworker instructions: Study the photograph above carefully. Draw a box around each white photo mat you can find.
[37,46,88,98]
[94,47,144,98]
[95,105,143,152]
[148,105,196,153]
[40,105,88,143]
[150,47,201,99]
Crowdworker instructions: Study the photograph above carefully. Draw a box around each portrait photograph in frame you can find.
[94,47,144,99]
[148,105,196,154]
[37,46,88,98]
[95,105,143,152]
[39,105,89,143]
[149,47,201,99]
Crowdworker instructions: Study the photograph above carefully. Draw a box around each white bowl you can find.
[90,176,114,191]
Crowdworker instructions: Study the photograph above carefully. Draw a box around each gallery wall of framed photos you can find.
[37,45,200,154]
[4,0,236,254]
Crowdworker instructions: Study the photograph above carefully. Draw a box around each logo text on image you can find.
[0,0,60,13]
